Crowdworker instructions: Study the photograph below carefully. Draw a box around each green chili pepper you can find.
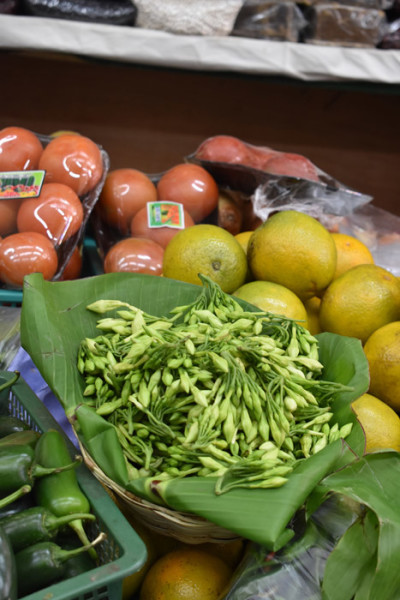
[15,532,106,597]
[62,541,97,579]
[0,429,40,449]
[0,445,80,495]
[0,416,30,439]
[33,429,96,557]
[0,525,17,600]
[0,506,96,552]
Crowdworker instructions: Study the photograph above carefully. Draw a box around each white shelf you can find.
[1,14,400,84]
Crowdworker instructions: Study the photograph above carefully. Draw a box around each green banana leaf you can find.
[20,272,370,548]
[320,451,400,600]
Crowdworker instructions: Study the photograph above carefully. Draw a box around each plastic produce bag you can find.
[232,1,307,42]
[303,4,388,48]
[225,493,361,600]
[134,0,243,36]
[20,0,137,25]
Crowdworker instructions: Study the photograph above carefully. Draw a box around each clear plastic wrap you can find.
[20,0,137,25]
[303,4,388,48]
[304,0,394,9]
[232,1,307,42]
[380,16,400,47]
[189,134,373,233]
[0,130,109,288]
[225,493,362,600]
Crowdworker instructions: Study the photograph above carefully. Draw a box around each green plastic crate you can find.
[0,371,147,600]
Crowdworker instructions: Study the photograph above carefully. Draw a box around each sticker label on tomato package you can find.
[0,170,45,200]
[147,201,185,229]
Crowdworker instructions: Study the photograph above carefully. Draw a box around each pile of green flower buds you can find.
[77,275,352,495]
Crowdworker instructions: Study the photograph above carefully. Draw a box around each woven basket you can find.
[78,442,240,545]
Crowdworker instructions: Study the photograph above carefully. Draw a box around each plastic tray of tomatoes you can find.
[88,134,375,279]
[0,126,110,294]
[88,158,266,277]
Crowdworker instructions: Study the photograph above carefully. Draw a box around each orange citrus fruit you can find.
[139,547,233,600]
[304,296,321,335]
[352,392,400,453]
[162,224,247,293]
[331,232,374,279]
[363,321,400,412]
[319,264,400,344]
[247,210,337,301]
[233,280,308,327]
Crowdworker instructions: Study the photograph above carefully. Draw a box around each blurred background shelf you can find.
[1,14,400,84]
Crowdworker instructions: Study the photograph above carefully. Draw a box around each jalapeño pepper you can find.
[0,525,17,600]
[0,506,96,552]
[34,429,96,556]
[0,416,29,439]
[0,430,40,449]
[15,532,106,597]
[0,444,81,495]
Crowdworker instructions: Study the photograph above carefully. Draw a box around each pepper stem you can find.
[69,519,99,560]
[0,370,20,393]
[0,484,31,508]
[56,531,106,564]
[32,456,83,479]
[47,512,96,533]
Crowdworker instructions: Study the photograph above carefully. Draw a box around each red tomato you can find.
[38,134,103,196]
[263,153,320,182]
[0,126,43,171]
[98,168,157,234]
[0,198,22,236]
[195,135,251,165]
[130,204,195,249]
[59,245,82,280]
[17,183,84,245]
[0,231,58,287]
[104,237,164,276]
[157,164,219,223]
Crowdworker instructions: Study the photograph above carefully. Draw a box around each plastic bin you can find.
[0,370,147,600]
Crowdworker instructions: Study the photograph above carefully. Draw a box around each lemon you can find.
[319,264,400,344]
[331,232,374,279]
[363,321,400,412]
[233,280,308,327]
[304,296,321,335]
[352,392,400,453]
[247,210,336,301]
[139,547,233,600]
[163,224,247,293]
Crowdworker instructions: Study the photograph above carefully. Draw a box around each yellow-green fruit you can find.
[352,392,400,453]
[319,264,400,344]
[163,224,247,293]
[363,321,400,412]
[233,280,308,327]
[247,210,337,301]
